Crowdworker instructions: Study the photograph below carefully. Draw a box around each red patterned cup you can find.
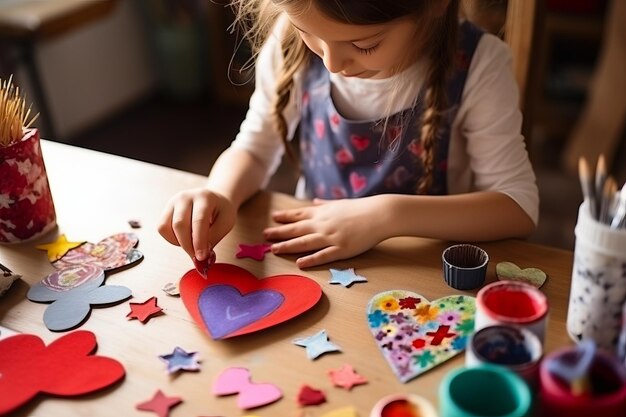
[0,129,56,243]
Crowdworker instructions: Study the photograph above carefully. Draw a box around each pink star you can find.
[136,389,182,417]
[327,364,368,390]
[127,296,163,323]
[235,243,272,261]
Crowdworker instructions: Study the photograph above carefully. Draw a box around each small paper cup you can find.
[442,244,489,290]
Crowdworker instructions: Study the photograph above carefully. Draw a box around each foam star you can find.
[127,296,163,323]
[329,268,367,287]
[136,389,182,417]
[36,234,85,262]
[328,364,368,390]
[293,329,341,360]
[235,243,272,261]
[159,346,201,374]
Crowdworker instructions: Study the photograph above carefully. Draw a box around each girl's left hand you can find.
[263,197,388,268]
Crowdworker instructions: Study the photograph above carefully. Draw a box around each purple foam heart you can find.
[198,285,284,339]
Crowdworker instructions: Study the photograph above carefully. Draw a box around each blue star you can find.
[159,346,201,374]
[329,268,367,287]
[293,329,342,360]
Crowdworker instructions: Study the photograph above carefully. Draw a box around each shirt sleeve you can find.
[229,17,301,188]
[457,33,540,225]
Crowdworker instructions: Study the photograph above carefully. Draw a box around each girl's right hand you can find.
[158,188,236,262]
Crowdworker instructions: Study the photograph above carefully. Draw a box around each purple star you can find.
[158,346,201,374]
[235,243,272,261]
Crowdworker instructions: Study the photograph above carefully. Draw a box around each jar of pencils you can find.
[0,77,56,243]
[566,199,626,351]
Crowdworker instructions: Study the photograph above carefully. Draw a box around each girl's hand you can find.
[158,188,236,262]
[263,197,389,268]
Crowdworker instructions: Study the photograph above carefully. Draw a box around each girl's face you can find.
[285,4,420,79]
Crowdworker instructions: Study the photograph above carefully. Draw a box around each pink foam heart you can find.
[212,367,282,410]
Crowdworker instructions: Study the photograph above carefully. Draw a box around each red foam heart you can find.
[0,330,125,414]
[180,263,322,339]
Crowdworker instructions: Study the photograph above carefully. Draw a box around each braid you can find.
[273,25,309,165]
[417,1,459,194]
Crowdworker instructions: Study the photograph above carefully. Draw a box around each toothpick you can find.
[0,76,39,147]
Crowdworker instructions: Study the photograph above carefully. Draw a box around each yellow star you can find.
[36,234,85,262]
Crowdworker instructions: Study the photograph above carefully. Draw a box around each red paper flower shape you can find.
[0,330,125,414]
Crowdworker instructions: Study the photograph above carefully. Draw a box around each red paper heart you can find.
[179,264,322,339]
[0,330,125,414]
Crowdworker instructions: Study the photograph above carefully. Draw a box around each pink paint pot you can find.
[370,393,437,417]
[538,347,626,417]
[476,280,549,344]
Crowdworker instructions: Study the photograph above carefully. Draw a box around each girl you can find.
[158,0,539,269]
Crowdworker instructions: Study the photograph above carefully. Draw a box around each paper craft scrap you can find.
[293,329,342,360]
[496,261,548,288]
[53,232,143,272]
[546,339,596,395]
[320,407,359,417]
[128,219,141,229]
[0,262,20,296]
[212,367,283,410]
[329,268,367,287]
[367,290,476,383]
[36,234,85,262]
[136,389,182,417]
[0,330,125,415]
[328,364,368,390]
[159,346,201,374]
[236,243,272,261]
[27,264,132,331]
[162,282,180,296]
[193,250,216,279]
[127,296,163,323]
[179,263,322,339]
[297,385,326,406]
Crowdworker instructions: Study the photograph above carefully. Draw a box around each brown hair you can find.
[230,0,460,194]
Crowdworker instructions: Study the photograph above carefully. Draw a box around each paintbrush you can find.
[594,154,607,218]
[578,157,597,220]
[610,182,626,229]
[599,176,617,225]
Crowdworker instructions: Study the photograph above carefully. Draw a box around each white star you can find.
[293,329,342,360]
[0,193,14,209]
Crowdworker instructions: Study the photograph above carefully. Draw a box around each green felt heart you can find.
[496,261,547,288]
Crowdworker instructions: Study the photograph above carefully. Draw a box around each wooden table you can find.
[0,141,575,416]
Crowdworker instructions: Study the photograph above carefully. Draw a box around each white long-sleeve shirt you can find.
[229,20,540,225]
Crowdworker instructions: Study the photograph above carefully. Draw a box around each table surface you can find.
[0,140,576,416]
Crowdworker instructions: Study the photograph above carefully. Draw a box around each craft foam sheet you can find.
[27,264,132,331]
[52,233,143,271]
[367,290,476,383]
[0,330,125,415]
[180,263,322,339]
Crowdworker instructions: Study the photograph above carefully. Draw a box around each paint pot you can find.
[442,244,489,290]
[439,364,532,417]
[370,393,438,417]
[538,346,626,417]
[466,325,542,386]
[475,280,548,344]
